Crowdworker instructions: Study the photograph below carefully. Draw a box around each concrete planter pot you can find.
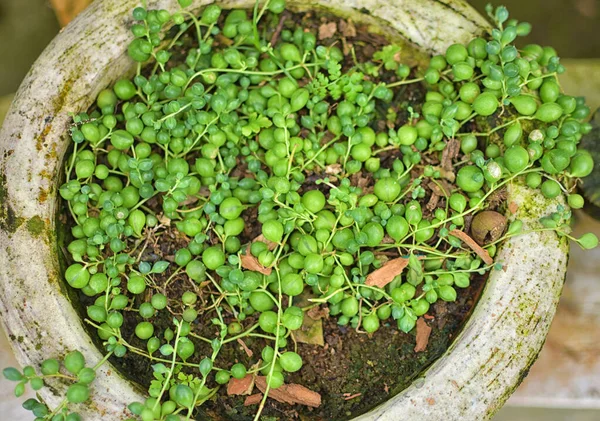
[0,0,569,420]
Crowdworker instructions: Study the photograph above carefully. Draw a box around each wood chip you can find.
[240,252,272,275]
[449,229,494,265]
[339,19,357,37]
[318,22,337,40]
[414,318,432,352]
[508,202,519,214]
[343,393,362,400]
[255,377,321,407]
[365,257,410,289]
[237,338,253,358]
[441,138,460,172]
[325,163,342,175]
[425,192,440,212]
[157,214,171,226]
[342,38,353,56]
[227,375,255,396]
[244,393,263,406]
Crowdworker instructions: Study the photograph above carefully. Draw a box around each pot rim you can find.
[0,1,567,420]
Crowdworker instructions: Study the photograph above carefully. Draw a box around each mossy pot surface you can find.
[0,0,569,420]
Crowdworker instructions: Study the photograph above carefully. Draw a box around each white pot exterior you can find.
[0,1,568,420]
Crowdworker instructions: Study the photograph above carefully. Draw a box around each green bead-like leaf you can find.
[174,384,194,408]
[3,367,23,381]
[398,314,416,333]
[14,382,25,397]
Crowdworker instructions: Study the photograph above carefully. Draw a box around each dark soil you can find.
[70,7,492,421]
[102,217,485,421]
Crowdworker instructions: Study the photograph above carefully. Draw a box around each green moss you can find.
[26,215,46,237]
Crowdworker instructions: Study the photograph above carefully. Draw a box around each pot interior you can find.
[53,2,489,420]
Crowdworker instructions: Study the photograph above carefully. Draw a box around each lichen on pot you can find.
[0,1,597,421]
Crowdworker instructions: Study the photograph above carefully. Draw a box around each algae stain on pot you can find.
[33,41,88,203]
[0,172,25,233]
[35,77,79,204]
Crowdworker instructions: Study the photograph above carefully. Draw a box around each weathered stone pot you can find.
[0,0,569,420]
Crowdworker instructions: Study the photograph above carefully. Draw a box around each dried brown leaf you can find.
[255,377,322,407]
[215,33,234,46]
[252,234,277,250]
[180,195,200,207]
[318,22,337,40]
[244,393,263,406]
[306,306,329,320]
[438,167,456,182]
[293,316,324,346]
[350,171,372,190]
[240,252,272,275]
[425,192,440,212]
[441,138,460,172]
[414,318,432,352]
[428,180,452,197]
[365,257,410,289]
[449,229,494,265]
[464,214,474,235]
[508,202,519,214]
[488,187,508,208]
[339,19,357,37]
[227,375,255,396]
[270,12,288,45]
[427,180,452,197]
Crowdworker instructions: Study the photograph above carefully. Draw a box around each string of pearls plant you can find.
[4,1,597,420]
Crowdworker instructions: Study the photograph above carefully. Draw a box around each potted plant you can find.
[0,0,596,420]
